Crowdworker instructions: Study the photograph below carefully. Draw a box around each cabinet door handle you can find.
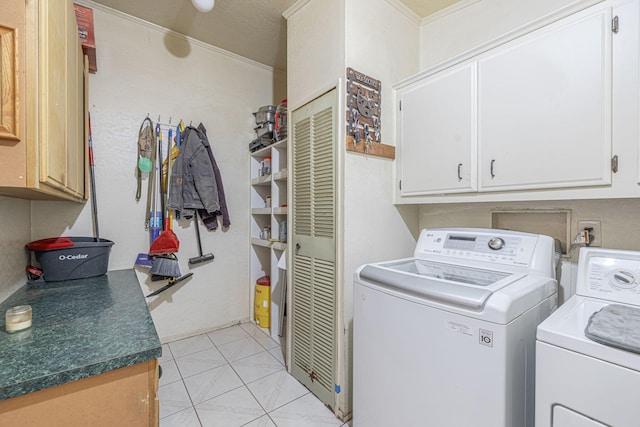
[490,159,496,179]
[457,163,463,182]
[296,243,301,251]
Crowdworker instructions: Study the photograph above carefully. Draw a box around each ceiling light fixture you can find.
[191,0,215,13]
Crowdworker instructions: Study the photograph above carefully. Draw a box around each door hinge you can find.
[612,16,619,33]
[399,100,402,111]
[611,155,619,173]
[399,180,402,190]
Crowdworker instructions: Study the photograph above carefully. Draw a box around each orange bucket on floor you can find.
[254,276,270,328]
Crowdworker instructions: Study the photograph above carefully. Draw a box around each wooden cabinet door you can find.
[39,0,85,198]
[0,1,26,189]
[66,12,86,197]
[0,3,21,143]
[478,5,612,192]
[398,61,477,196]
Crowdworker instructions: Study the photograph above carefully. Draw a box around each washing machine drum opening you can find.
[386,258,510,285]
[359,259,520,310]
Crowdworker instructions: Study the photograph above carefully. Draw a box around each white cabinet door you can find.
[479,6,612,192]
[398,61,477,196]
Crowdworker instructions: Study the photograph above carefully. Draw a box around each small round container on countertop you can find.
[6,305,32,333]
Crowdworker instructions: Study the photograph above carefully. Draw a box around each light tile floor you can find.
[159,322,349,427]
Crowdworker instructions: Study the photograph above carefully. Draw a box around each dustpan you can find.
[148,228,179,255]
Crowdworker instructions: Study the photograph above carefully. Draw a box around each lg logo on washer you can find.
[479,329,494,347]
[58,254,89,261]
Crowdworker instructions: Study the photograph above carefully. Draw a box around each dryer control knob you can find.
[488,237,505,250]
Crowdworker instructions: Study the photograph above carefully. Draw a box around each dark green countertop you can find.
[0,269,161,401]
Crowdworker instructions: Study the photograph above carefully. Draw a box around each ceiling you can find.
[91,0,462,71]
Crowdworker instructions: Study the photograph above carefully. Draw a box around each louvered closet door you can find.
[291,89,337,407]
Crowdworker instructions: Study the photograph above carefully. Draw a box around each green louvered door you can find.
[291,89,337,407]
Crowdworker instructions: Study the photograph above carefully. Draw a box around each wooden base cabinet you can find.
[0,360,159,427]
[0,0,87,201]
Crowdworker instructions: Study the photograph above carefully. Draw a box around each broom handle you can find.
[158,130,165,231]
[88,113,100,240]
[165,128,173,231]
[195,213,204,256]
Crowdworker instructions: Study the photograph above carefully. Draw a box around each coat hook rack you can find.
[145,114,179,129]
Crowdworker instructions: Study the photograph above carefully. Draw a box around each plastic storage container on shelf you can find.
[279,220,287,243]
[261,157,271,176]
[254,275,271,328]
[275,99,287,141]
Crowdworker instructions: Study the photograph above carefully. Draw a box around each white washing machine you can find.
[353,228,558,427]
[536,248,640,427]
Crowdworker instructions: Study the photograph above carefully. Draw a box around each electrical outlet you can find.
[578,220,602,247]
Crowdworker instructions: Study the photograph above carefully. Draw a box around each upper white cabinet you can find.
[395,0,637,204]
[399,61,477,195]
[478,7,611,191]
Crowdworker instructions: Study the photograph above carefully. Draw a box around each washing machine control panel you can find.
[581,255,640,305]
[415,229,540,268]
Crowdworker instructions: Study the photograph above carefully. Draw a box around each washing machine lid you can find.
[537,296,640,372]
[358,258,523,310]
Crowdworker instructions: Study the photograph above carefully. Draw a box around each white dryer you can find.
[353,228,558,427]
[536,248,640,427]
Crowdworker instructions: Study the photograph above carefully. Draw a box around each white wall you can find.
[342,0,420,416]
[420,0,603,69]
[285,0,345,111]
[0,197,31,302]
[343,0,420,312]
[27,2,281,342]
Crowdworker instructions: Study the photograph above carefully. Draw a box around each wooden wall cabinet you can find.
[0,0,87,201]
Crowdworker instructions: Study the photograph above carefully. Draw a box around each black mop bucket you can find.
[26,237,114,282]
